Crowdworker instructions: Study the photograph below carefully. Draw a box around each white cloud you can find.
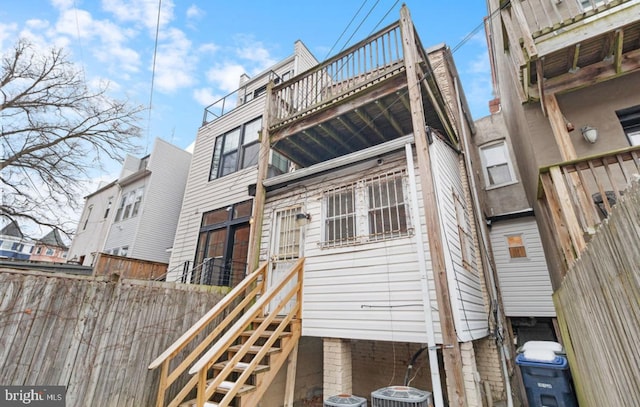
[153,28,196,92]
[193,87,221,106]
[53,8,141,74]
[199,43,219,54]
[50,0,74,10]
[186,5,204,19]
[25,19,50,31]
[101,0,175,31]
[206,63,246,93]
[0,22,18,51]
[468,50,490,75]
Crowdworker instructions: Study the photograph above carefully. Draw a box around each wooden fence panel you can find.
[0,269,228,407]
[554,181,640,406]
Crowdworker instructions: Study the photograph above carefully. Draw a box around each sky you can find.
[0,0,492,232]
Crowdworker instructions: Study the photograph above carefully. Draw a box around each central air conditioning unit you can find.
[324,394,368,407]
[371,386,433,407]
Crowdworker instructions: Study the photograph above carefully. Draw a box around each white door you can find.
[268,207,302,315]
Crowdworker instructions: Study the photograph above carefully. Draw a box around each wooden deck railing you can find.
[538,145,640,268]
[148,263,268,407]
[504,0,631,38]
[269,22,404,128]
[189,257,304,407]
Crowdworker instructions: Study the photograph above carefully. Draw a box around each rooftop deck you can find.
[266,21,455,167]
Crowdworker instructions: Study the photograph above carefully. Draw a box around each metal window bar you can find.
[324,186,356,245]
[276,208,301,261]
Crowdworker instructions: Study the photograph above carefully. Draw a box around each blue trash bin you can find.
[516,344,578,407]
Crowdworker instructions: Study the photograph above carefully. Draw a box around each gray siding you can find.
[260,150,443,344]
[432,136,488,341]
[133,139,191,263]
[490,217,555,317]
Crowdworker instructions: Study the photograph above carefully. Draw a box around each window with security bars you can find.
[322,171,412,247]
[275,207,301,260]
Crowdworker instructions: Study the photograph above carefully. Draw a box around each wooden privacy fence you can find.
[0,268,229,407]
[93,252,168,280]
[553,181,640,406]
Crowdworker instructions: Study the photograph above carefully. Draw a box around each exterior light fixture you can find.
[581,126,598,144]
[295,212,311,227]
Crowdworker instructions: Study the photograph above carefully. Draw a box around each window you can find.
[274,207,301,261]
[45,248,54,256]
[506,234,527,259]
[578,0,605,11]
[114,188,144,222]
[210,117,262,180]
[36,247,43,255]
[480,141,516,188]
[11,242,24,252]
[83,205,93,230]
[453,191,475,271]
[194,200,253,286]
[322,171,412,248]
[120,246,129,257]
[104,198,113,218]
[324,187,356,244]
[616,105,640,146]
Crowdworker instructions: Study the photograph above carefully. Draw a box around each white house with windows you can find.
[166,40,318,285]
[68,138,191,266]
[0,219,34,260]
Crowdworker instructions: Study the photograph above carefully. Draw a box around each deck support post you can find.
[399,5,466,407]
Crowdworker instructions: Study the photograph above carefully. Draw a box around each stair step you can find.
[227,344,282,355]
[213,360,269,374]
[208,380,255,396]
[179,400,218,407]
[240,330,292,339]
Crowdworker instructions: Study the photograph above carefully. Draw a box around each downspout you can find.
[454,79,514,407]
[405,142,445,407]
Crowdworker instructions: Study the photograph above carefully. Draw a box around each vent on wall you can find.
[371,386,433,407]
[324,394,368,407]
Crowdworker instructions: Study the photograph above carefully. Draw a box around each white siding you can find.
[490,217,555,317]
[104,177,145,253]
[431,136,488,341]
[133,138,191,263]
[168,52,303,276]
[67,182,119,266]
[260,151,443,344]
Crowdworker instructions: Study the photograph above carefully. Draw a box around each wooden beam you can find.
[416,63,457,144]
[510,0,538,59]
[569,43,581,73]
[549,166,587,254]
[540,173,576,270]
[544,93,577,161]
[247,83,274,271]
[283,342,299,407]
[536,58,546,116]
[500,8,526,67]
[544,48,640,95]
[375,99,405,137]
[301,129,341,157]
[270,72,407,142]
[354,108,387,142]
[614,29,624,74]
[316,122,352,151]
[335,115,370,145]
[400,6,466,407]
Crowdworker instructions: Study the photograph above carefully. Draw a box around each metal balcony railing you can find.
[538,145,640,268]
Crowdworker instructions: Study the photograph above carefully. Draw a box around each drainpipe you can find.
[405,142,445,407]
[454,78,514,407]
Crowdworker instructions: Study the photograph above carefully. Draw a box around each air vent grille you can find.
[371,386,432,407]
[324,394,368,407]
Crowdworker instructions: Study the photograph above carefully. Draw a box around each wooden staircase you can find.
[148,258,304,407]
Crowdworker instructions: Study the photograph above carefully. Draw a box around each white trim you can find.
[479,140,517,188]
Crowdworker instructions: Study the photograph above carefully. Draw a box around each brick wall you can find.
[351,340,435,400]
[323,338,353,397]
[474,337,507,403]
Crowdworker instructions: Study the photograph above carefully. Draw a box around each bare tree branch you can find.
[1,39,145,238]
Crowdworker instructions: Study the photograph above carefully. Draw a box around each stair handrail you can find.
[148,262,268,407]
[190,257,305,407]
